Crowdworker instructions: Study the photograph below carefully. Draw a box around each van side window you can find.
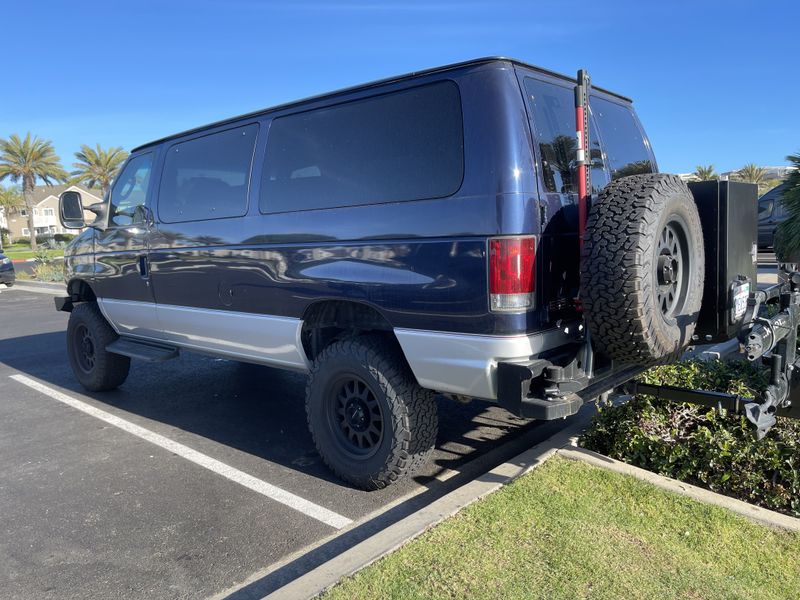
[158,124,258,223]
[524,78,607,195]
[592,97,654,180]
[259,81,463,213]
[109,153,153,227]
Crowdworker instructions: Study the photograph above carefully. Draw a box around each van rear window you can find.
[592,97,654,180]
[259,81,464,213]
[524,78,607,195]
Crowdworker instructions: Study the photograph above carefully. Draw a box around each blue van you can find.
[56,58,708,489]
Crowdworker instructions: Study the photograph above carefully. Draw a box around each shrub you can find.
[11,235,57,246]
[53,233,76,243]
[32,262,64,282]
[581,359,800,517]
[33,247,52,265]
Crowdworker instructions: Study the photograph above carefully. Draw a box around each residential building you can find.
[4,184,103,242]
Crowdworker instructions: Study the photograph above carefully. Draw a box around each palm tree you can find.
[0,186,22,211]
[71,144,128,196]
[0,187,22,250]
[693,164,717,181]
[735,163,767,184]
[0,133,68,250]
[775,153,800,261]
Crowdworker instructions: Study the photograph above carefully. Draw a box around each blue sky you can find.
[1,0,796,175]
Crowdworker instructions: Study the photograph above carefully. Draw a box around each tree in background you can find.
[693,165,718,181]
[0,185,23,211]
[71,144,128,196]
[0,133,67,250]
[0,186,23,249]
[735,163,768,184]
[775,153,800,262]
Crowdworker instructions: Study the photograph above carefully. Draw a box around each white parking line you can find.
[9,374,352,530]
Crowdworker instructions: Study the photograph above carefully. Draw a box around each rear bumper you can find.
[0,268,15,286]
[394,325,580,400]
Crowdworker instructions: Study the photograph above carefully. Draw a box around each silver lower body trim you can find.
[97,297,163,339]
[97,298,310,371]
[394,326,579,400]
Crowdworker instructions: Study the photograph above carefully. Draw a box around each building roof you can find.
[28,184,103,206]
[132,56,632,153]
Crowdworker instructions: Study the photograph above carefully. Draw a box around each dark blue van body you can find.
[61,57,656,404]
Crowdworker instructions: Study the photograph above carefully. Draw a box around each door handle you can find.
[138,255,149,279]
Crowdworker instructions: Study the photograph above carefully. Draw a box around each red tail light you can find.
[489,236,536,312]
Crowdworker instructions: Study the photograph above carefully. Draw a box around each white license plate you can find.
[732,282,750,321]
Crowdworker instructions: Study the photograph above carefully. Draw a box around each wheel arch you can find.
[67,278,97,303]
[300,299,402,363]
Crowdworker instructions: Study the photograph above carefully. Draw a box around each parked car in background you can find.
[758,183,788,248]
[0,252,15,287]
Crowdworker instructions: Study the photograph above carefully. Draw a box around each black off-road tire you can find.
[580,174,705,365]
[305,335,438,490]
[67,302,131,391]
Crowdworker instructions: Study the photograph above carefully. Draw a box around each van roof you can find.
[132,57,632,152]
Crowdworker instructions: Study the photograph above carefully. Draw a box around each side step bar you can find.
[106,338,179,362]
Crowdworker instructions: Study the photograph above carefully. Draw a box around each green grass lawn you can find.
[324,457,800,600]
[2,247,63,261]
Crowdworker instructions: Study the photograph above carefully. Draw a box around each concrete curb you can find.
[558,444,800,533]
[9,256,64,264]
[4,282,64,295]
[12,278,64,287]
[262,413,593,600]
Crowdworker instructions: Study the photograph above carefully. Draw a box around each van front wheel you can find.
[67,302,131,391]
[305,335,438,490]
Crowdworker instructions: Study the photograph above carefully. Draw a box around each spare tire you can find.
[580,173,705,365]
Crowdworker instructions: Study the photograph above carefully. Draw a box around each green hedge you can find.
[581,359,800,517]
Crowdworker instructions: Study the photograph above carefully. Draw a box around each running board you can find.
[106,338,179,362]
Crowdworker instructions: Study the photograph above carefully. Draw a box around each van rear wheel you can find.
[580,173,705,365]
[305,335,438,490]
[67,302,131,391]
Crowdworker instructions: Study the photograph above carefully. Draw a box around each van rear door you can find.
[518,74,609,326]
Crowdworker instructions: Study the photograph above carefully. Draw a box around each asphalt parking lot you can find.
[0,252,780,599]
[0,285,574,600]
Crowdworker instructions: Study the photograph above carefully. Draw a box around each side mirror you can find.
[59,191,85,229]
[132,205,154,227]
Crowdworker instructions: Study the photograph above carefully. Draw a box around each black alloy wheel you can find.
[326,375,385,459]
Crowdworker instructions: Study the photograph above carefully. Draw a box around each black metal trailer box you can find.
[689,180,758,343]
